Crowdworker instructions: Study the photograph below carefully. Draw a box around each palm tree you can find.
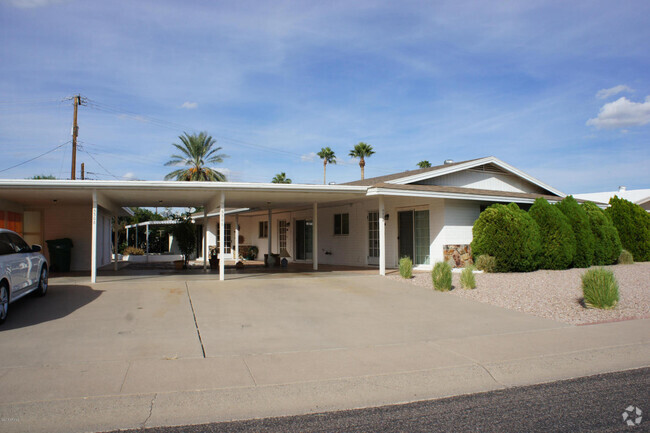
[164,132,228,181]
[349,142,375,180]
[316,147,336,184]
[271,172,292,184]
[417,160,432,168]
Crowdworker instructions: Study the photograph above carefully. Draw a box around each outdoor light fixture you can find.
[385,214,390,220]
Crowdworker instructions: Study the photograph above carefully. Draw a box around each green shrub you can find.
[460,266,476,289]
[582,202,622,265]
[471,203,541,272]
[581,268,619,309]
[399,256,413,279]
[618,249,634,264]
[606,196,650,262]
[431,261,452,291]
[475,254,496,273]
[123,246,145,256]
[529,198,576,270]
[556,196,595,268]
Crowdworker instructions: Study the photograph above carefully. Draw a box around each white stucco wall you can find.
[416,169,547,194]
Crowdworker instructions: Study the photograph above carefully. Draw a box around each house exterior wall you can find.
[415,170,547,194]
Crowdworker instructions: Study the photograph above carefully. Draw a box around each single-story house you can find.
[574,186,650,212]
[0,156,575,282]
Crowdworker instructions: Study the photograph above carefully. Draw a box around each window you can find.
[0,234,15,255]
[334,213,349,235]
[216,223,232,254]
[258,221,268,238]
[7,232,30,253]
[278,220,287,251]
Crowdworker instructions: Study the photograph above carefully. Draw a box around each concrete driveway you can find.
[0,272,648,433]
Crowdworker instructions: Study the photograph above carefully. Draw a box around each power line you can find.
[78,145,143,180]
[0,141,71,174]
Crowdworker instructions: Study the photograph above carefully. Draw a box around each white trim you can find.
[387,156,566,198]
[367,187,563,204]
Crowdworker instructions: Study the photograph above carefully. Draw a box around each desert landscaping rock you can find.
[390,262,650,325]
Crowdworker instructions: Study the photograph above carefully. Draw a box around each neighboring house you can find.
[0,156,576,282]
[574,186,650,212]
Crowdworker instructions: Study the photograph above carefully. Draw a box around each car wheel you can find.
[0,284,8,324]
[37,267,48,297]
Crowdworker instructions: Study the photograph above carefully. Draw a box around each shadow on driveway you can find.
[0,285,103,331]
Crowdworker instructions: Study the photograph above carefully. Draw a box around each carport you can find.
[0,180,373,282]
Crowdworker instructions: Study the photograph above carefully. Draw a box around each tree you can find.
[170,213,196,269]
[317,147,337,184]
[30,174,56,179]
[582,201,621,265]
[164,132,228,181]
[528,197,576,269]
[606,196,650,261]
[271,172,292,184]
[556,196,595,268]
[349,142,375,180]
[417,161,432,168]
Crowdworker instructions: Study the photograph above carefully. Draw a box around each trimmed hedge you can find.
[556,196,595,268]
[582,202,621,265]
[529,198,576,270]
[606,196,650,262]
[471,203,541,272]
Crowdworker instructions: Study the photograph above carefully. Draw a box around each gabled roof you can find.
[344,156,565,197]
[574,188,650,206]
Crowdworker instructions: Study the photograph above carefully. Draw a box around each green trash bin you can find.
[46,238,73,273]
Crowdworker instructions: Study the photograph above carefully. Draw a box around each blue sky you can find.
[1,0,648,192]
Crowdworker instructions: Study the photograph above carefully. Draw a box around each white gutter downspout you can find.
[91,191,98,283]
[379,196,386,276]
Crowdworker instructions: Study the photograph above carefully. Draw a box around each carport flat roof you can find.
[0,179,369,211]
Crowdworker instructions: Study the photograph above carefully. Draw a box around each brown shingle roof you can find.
[342,158,485,186]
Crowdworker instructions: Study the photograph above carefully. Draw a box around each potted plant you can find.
[170,213,196,270]
[209,246,219,270]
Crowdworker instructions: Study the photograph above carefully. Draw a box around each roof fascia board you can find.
[387,156,566,198]
[0,179,368,193]
[366,187,562,205]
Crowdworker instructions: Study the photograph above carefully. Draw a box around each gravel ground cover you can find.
[389,262,650,325]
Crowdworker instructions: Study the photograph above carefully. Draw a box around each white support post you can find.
[219,192,225,281]
[313,202,318,271]
[113,216,118,271]
[126,227,129,247]
[267,208,272,265]
[145,222,150,254]
[203,207,208,271]
[91,191,98,283]
[235,214,240,261]
[379,196,386,276]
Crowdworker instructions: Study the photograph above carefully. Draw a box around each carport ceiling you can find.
[0,180,368,210]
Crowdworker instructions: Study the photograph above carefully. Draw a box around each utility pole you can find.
[81,162,85,180]
[69,94,87,180]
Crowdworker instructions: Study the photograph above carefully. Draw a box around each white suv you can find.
[0,229,48,325]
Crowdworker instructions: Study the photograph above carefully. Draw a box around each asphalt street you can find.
[106,367,649,433]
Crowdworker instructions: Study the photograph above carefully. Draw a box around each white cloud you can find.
[123,172,136,180]
[300,152,317,162]
[180,101,198,109]
[596,85,633,99]
[586,96,650,129]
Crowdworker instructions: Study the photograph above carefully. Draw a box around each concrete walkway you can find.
[0,274,648,433]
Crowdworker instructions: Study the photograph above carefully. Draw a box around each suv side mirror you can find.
[31,245,42,253]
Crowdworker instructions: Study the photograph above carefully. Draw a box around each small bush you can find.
[460,266,476,289]
[618,249,634,264]
[581,268,619,309]
[399,256,413,279]
[606,196,650,262]
[582,202,622,265]
[471,203,541,272]
[529,197,576,270]
[124,246,145,256]
[556,196,595,268]
[431,261,452,291]
[475,254,496,273]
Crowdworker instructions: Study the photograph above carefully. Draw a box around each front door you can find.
[398,210,414,261]
[368,211,379,265]
[398,210,430,266]
[295,220,313,261]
